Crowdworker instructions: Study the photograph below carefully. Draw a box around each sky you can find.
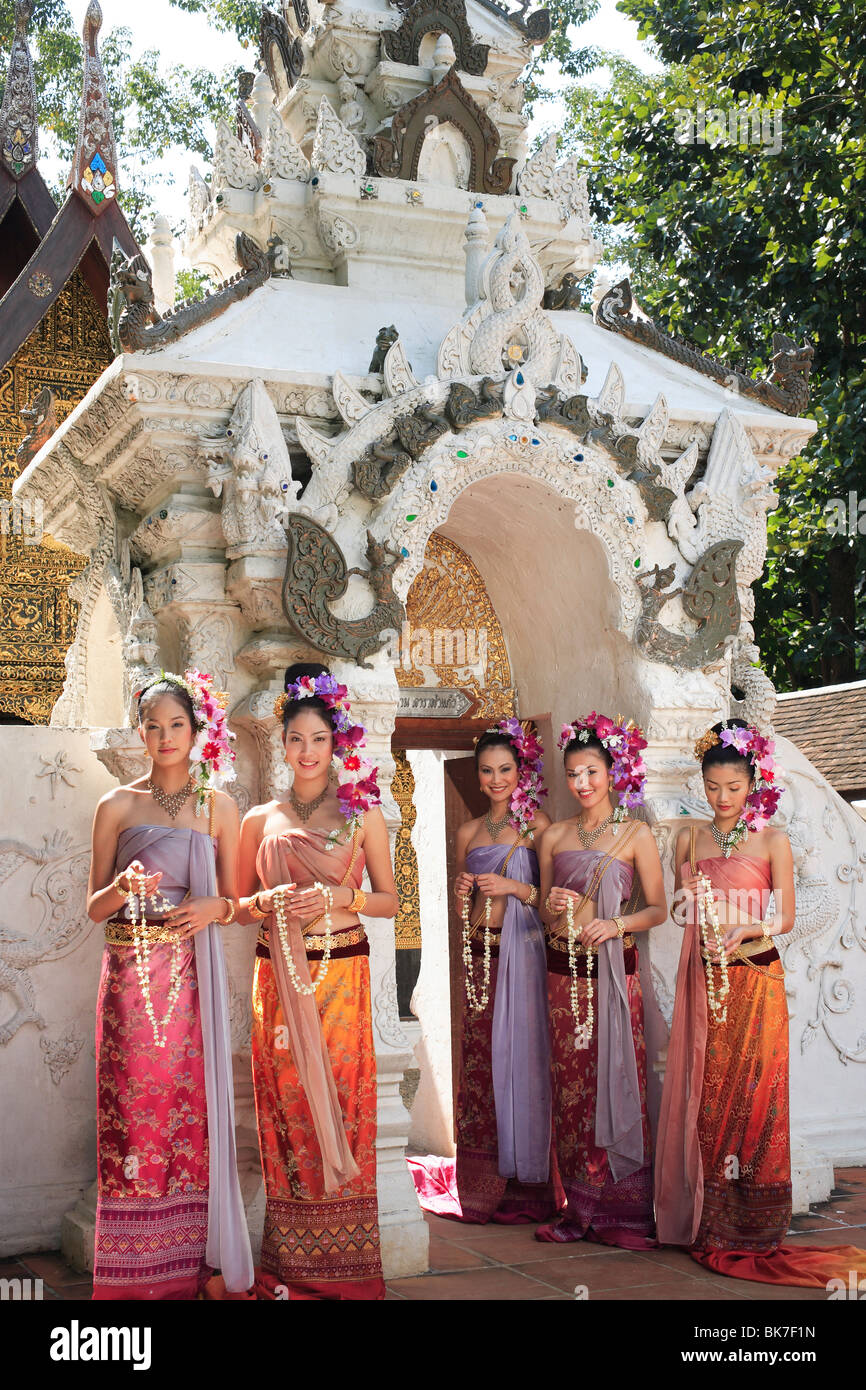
[47,0,662,254]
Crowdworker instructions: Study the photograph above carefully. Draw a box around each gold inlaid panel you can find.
[0,270,111,722]
[391,747,421,951]
[396,532,515,720]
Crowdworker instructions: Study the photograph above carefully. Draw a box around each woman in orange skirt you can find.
[237,664,398,1300]
[656,718,866,1286]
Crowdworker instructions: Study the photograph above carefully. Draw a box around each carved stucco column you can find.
[330,658,429,1277]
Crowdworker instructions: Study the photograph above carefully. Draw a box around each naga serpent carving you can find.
[282,517,405,667]
[635,541,743,668]
[597,279,813,417]
[469,217,550,377]
[353,437,413,500]
[109,232,273,353]
[16,386,58,469]
[446,379,503,429]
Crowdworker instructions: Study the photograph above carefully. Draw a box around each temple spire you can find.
[0,1,38,179]
[68,0,119,213]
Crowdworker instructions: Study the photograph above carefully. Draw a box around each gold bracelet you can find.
[349,888,367,913]
[613,915,627,939]
[545,892,555,913]
[524,885,538,908]
[217,897,236,926]
[761,920,773,943]
[247,893,267,921]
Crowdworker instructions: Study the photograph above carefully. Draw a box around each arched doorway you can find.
[395,469,651,1156]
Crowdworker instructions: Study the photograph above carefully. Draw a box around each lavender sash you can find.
[115,826,254,1293]
[467,843,551,1183]
[553,848,644,1182]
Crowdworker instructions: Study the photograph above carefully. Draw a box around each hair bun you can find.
[283,661,330,691]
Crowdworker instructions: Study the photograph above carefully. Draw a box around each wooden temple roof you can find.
[0,0,138,372]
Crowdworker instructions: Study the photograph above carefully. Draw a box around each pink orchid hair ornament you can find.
[557,710,647,829]
[479,717,548,835]
[694,720,783,837]
[274,672,381,840]
[135,668,236,814]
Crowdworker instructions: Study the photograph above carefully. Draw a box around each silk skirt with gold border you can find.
[251,948,385,1300]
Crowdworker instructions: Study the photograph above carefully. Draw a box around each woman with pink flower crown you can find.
[86,670,253,1300]
[655,718,866,1287]
[536,713,667,1247]
[409,719,556,1224]
[236,664,398,1300]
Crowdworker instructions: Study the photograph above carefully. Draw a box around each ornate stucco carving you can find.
[372,68,514,194]
[281,516,405,667]
[437,213,577,387]
[109,232,272,353]
[212,115,261,192]
[668,408,778,626]
[597,279,813,418]
[382,0,490,75]
[310,97,366,179]
[1,1,38,178]
[634,541,742,668]
[517,133,590,227]
[202,377,299,558]
[261,107,311,182]
[0,831,93,1045]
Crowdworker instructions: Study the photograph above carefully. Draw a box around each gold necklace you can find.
[576,810,613,849]
[147,777,194,820]
[484,809,511,841]
[290,784,329,823]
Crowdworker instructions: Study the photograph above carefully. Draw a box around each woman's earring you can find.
[328,762,338,783]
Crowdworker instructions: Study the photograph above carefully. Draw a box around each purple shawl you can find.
[467,842,551,1183]
[553,848,643,1183]
[115,825,254,1293]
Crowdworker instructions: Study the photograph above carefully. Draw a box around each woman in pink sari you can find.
[655,718,866,1287]
[86,671,253,1300]
[537,713,667,1247]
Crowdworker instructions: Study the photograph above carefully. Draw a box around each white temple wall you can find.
[0,728,115,1256]
[406,747,461,1156]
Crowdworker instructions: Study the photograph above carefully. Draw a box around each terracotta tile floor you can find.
[4,1167,863,1302]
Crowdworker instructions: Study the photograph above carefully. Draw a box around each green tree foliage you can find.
[558,0,866,688]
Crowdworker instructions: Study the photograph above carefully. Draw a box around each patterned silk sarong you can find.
[656,851,866,1286]
[540,848,655,1248]
[252,828,385,1300]
[94,828,210,1299]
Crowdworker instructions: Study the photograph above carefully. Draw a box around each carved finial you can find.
[464,202,489,307]
[1,0,38,179]
[68,0,119,214]
[431,32,457,83]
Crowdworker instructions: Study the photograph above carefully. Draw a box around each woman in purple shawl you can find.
[408,721,556,1223]
[536,713,666,1248]
[86,673,253,1299]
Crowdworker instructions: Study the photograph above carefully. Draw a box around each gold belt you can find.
[104,918,180,946]
[701,935,778,963]
[257,923,367,953]
[547,931,635,954]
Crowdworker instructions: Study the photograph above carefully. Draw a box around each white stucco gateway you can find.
[7,0,866,1275]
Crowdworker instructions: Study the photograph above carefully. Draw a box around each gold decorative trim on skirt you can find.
[104,918,179,946]
[257,923,368,954]
[546,931,635,954]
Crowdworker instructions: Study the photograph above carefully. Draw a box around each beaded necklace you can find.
[121,864,181,1048]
